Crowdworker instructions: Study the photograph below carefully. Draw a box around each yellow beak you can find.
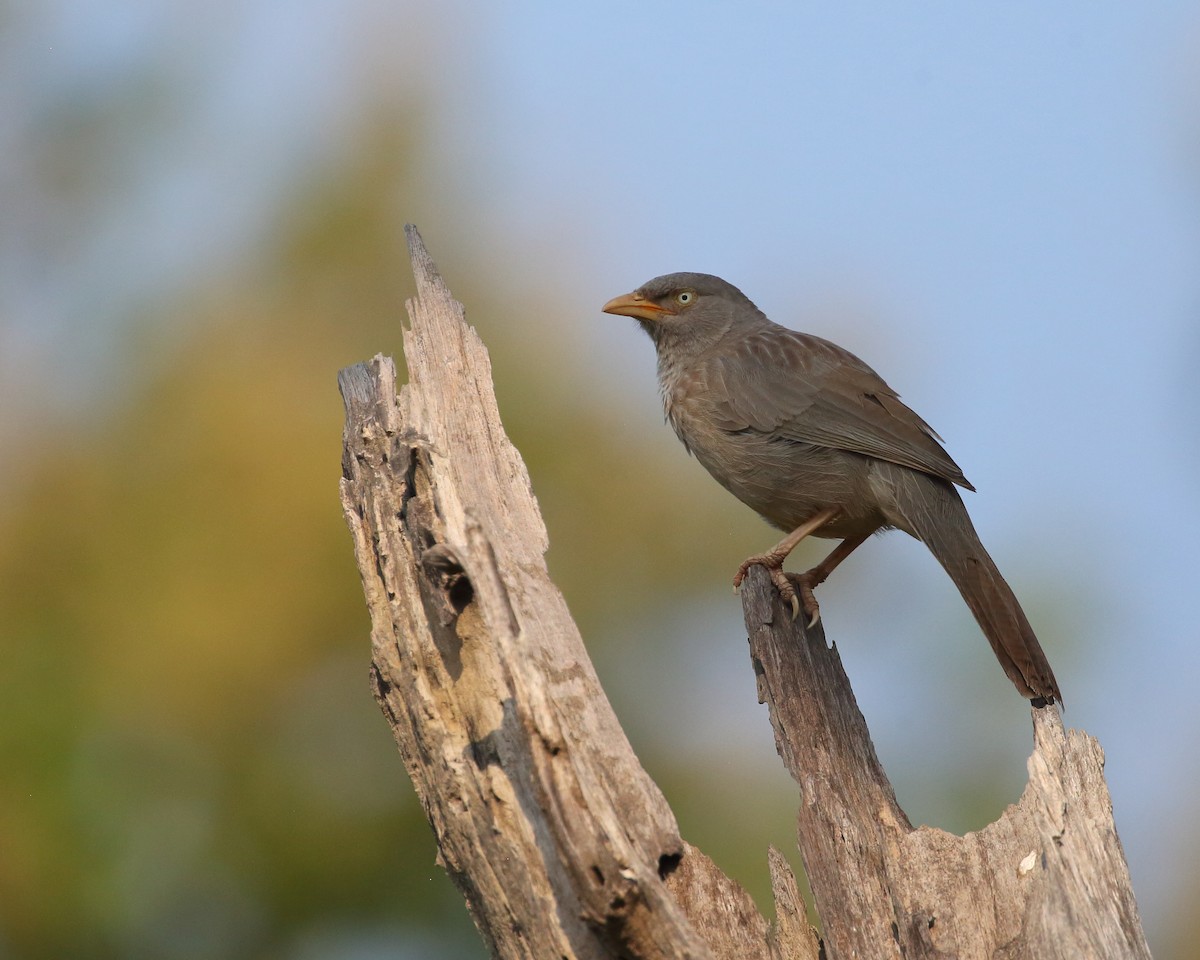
[601,291,671,322]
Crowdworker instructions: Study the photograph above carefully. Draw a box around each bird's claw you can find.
[785,571,822,629]
[776,572,821,627]
[733,557,821,628]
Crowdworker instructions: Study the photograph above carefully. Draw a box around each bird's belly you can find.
[685,429,886,538]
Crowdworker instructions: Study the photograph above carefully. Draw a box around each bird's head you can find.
[602,272,762,354]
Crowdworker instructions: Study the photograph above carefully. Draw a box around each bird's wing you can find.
[704,327,973,490]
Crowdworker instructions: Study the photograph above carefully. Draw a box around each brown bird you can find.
[603,272,1061,704]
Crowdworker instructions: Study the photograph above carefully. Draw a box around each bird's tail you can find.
[881,467,1062,704]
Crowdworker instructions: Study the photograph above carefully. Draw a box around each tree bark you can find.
[742,567,1149,959]
[338,225,1150,959]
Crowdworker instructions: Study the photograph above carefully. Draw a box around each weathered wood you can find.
[338,226,788,959]
[339,225,1148,960]
[742,566,1151,959]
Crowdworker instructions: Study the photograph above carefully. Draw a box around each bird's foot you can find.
[783,571,822,629]
[733,555,819,627]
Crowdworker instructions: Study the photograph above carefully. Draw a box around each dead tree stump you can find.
[337,225,1150,960]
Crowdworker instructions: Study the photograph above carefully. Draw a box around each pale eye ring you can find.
[675,291,694,306]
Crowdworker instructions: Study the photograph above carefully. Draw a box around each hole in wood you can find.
[657,851,682,879]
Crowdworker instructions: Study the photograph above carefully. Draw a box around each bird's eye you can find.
[675,291,694,306]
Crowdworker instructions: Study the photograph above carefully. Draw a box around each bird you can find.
[602,272,1061,705]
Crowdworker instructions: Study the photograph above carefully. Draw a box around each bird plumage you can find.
[603,272,1062,704]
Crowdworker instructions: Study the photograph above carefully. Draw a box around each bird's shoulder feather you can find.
[685,325,973,489]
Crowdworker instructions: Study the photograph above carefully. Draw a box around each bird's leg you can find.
[733,506,841,622]
[783,530,872,627]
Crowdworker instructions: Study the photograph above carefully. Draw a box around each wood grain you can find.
[338,226,779,959]
[742,566,1150,959]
